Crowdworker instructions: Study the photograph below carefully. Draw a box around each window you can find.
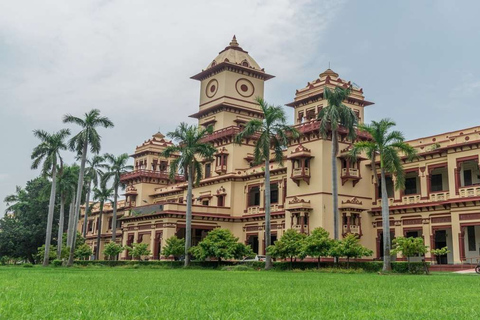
[306,109,316,120]
[108,218,112,230]
[270,184,279,204]
[217,195,225,207]
[248,186,260,206]
[202,200,209,206]
[464,170,473,186]
[468,226,476,251]
[378,176,394,198]
[431,174,443,192]
[205,163,211,178]
[404,177,418,195]
[406,231,420,238]
[178,197,183,204]
[160,161,168,172]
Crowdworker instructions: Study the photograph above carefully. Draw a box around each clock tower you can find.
[190,36,274,130]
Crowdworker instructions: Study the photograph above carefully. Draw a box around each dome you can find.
[206,35,262,71]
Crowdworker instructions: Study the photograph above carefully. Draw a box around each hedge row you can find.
[72,260,429,273]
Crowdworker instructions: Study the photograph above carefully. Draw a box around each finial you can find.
[229,35,239,47]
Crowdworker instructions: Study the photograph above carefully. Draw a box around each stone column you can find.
[451,216,461,264]
[422,220,432,261]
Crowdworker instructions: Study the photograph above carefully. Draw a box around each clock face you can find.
[206,79,219,98]
[235,78,255,98]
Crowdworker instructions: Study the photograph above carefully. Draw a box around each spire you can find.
[229,35,239,47]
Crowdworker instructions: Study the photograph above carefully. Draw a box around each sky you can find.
[1,0,480,215]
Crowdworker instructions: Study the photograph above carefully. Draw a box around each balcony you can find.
[341,168,361,186]
[247,206,260,215]
[293,224,309,233]
[402,194,421,204]
[377,198,394,206]
[459,185,480,198]
[430,191,449,202]
[291,167,310,186]
[120,169,184,183]
[215,165,227,174]
[343,225,360,235]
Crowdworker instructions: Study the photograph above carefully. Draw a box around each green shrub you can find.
[221,265,254,271]
[52,259,63,267]
[23,263,33,268]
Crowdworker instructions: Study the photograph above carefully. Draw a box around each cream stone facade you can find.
[79,37,480,264]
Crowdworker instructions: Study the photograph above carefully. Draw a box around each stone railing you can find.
[292,167,310,177]
[377,198,395,206]
[247,206,260,215]
[459,186,480,198]
[341,168,359,178]
[429,191,450,202]
[343,225,360,234]
[402,194,421,205]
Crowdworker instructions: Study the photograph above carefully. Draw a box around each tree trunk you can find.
[67,142,88,267]
[318,257,320,269]
[184,165,193,267]
[95,203,104,260]
[381,168,392,272]
[331,130,339,264]
[56,194,65,260]
[111,184,119,244]
[66,192,76,249]
[82,180,92,238]
[43,161,58,267]
[347,257,350,269]
[290,257,293,269]
[264,157,273,270]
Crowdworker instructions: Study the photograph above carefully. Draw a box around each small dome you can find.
[206,35,262,70]
[319,68,339,78]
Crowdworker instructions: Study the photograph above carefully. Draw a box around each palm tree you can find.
[56,164,79,259]
[235,97,299,270]
[351,118,416,272]
[317,86,357,243]
[162,123,217,267]
[63,109,114,266]
[82,155,107,238]
[103,153,133,243]
[92,184,114,260]
[31,129,70,266]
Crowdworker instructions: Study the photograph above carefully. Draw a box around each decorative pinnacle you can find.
[229,35,239,47]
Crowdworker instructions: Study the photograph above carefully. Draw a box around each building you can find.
[80,36,480,264]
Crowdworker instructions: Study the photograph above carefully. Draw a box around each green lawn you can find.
[0,267,478,319]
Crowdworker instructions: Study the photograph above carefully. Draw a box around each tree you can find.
[317,86,357,246]
[392,236,428,272]
[103,153,133,243]
[92,184,113,260]
[235,98,300,270]
[330,234,373,268]
[267,229,307,269]
[1,177,52,263]
[351,119,416,271]
[126,243,151,261]
[162,236,185,261]
[190,229,253,265]
[430,246,450,265]
[75,244,93,260]
[31,129,70,266]
[63,109,114,266]
[303,227,334,269]
[103,242,124,260]
[56,164,79,259]
[162,123,217,267]
[82,155,107,238]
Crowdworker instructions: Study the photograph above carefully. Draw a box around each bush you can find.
[23,263,33,268]
[52,259,63,267]
[221,265,255,272]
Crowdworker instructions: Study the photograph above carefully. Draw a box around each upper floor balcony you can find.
[120,169,184,184]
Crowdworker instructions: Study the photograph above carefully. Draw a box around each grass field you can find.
[0,267,478,319]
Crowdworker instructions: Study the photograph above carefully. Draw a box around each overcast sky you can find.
[1,0,480,215]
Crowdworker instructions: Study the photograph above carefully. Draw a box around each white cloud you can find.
[0,0,346,122]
